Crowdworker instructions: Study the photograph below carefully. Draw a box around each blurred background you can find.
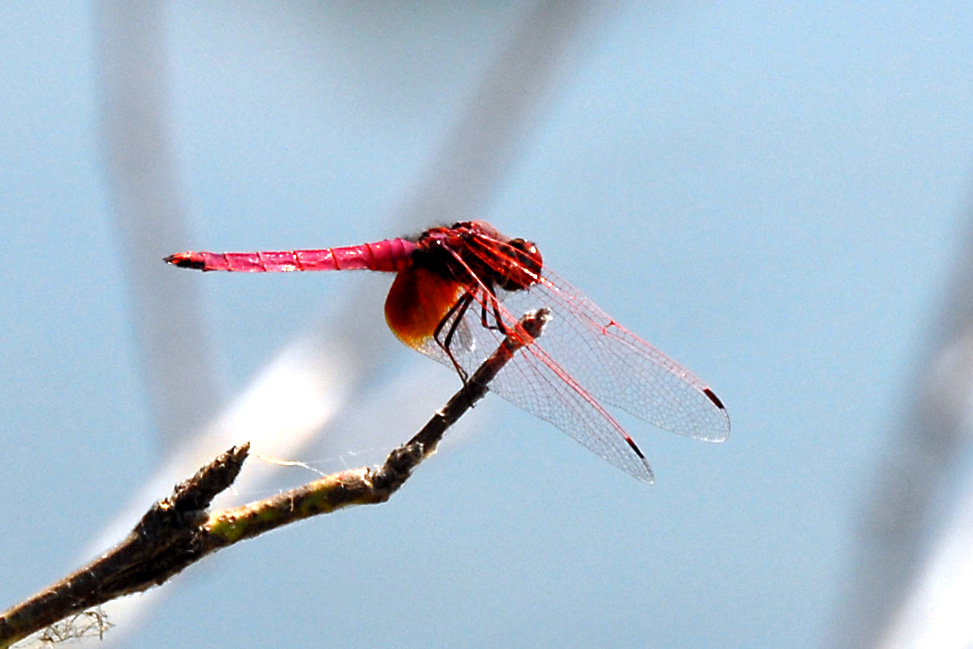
[2,2,973,647]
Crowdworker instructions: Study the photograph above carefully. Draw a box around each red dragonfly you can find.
[165,221,729,482]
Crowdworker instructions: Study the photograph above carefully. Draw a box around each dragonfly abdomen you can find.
[164,237,417,273]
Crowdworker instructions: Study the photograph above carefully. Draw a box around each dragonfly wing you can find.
[456,224,728,441]
[505,270,731,442]
[411,292,656,482]
[397,247,726,480]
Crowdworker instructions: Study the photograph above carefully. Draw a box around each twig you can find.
[0,309,551,648]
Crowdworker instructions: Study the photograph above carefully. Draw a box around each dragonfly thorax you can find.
[415,221,543,294]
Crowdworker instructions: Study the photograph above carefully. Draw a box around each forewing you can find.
[506,269,731,442]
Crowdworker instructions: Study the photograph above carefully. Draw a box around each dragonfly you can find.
[165,220,729,483]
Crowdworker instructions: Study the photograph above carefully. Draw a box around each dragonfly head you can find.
[498,237,543,291]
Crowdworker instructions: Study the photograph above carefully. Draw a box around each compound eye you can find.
[501,238,543,291]
[509,238,537,255]
[511,239,541,263]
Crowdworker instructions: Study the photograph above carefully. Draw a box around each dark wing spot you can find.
[625,436,647,460]
[703,388,726,410]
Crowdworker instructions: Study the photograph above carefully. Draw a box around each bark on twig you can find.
[0,309,550,648]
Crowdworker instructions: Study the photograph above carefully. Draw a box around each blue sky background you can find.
[1,2,972,648]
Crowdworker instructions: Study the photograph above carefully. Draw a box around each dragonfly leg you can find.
[434,291,476,383]
[434,281,510,385]
[478,292,508,335]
